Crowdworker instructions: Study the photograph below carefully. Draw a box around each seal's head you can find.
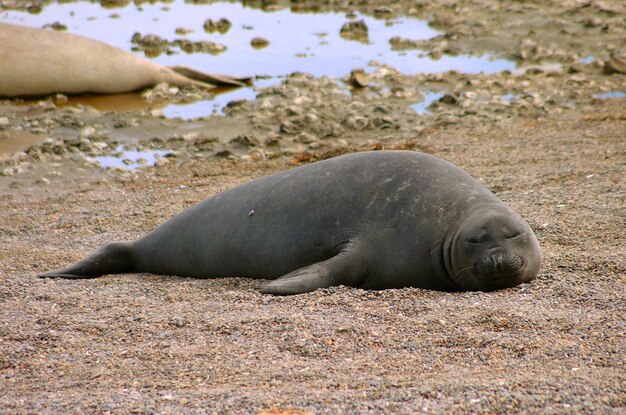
[450,209,541,291]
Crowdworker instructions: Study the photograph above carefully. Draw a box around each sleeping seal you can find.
[39,151,541,295]
[0,23,247,97]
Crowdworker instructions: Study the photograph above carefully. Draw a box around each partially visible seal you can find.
[39,151,541,295]
[0,23,248,97]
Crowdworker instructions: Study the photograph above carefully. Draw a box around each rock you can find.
[344,115,369,131]
[251,37,270,49]
[297,132,318,144]
[279,121,299,134]
[286,106,303,116]
[203,18,232,34]
[389,36,423,50]
[43,22,68,31]
[517,38,538,60]
[80,127,96,138]
[229,135,259,147]
[175,39,226,54]
[374,104,392,114]
[339,20,368,41]
[584,17,602,28]
[439,94,459,105]
[568,63,584,73]
[175,27,194,35]
[604,54,626,75]
[303,113,319,124]
[348,69,371,88]
[294,96,313,105]
[154,158,170,167]
[136,33,167,47]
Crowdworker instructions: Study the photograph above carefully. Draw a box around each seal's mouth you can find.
[475,249,525,281]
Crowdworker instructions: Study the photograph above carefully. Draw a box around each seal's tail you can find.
[38,242,135,279]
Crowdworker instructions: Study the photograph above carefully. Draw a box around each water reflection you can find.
[410,92,444,114]
[594,91,625,99]
[2,0,516,118]
[95,146,172,169]
[1,0,513,78]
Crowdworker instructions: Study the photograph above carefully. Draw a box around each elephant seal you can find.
[0,23,248,97]
[39,151,541,295]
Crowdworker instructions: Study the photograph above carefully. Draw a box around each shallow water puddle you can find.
[59,92,156,112]
[501,93,520,102]
[56,85,260,118]
[594,91,625,99]
[162,80,276,119]
[410,92,444,114]
[578,56,596,64]
[0,130,45,153]
[95,146,172,169]
[2,0,515,118]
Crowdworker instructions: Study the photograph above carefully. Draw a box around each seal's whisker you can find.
[455,265,475,277]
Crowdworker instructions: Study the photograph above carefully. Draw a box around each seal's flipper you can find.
[168,66,250,87]
[38,242,135,279]
[259,250,368,295]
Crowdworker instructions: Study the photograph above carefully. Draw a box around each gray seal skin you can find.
[39,151,541,295]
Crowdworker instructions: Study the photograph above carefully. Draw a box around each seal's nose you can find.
[491,251,504,272]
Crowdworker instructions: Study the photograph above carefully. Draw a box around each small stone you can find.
[303,113,319,124]
[229,135,259,147]
[604,54,626,75]
[80,126,96,138]
[344,115,369,131]
[584,17,602,28]
[43,21,68,31]
[286,105,303,116]
[51,93,69,104]
[251,37,270,49]
[175,27,193,35]
[1,167,16,176]
[279,121,298,134]
[294,96,313,106]
[203,18,231,34]
[297,132,318,144]
[348,69,370,88]
[439,94,458,105]
[340,20,369,41]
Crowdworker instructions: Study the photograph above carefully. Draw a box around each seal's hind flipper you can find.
[38,242,135,279]
[168,66,250,87]
[259,249,367,295]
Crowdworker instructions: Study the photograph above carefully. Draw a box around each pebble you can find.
[251,37,270,49]
[340,20,368,40]
[203,18,231,34]
[80,127,96,138]
[603,54,626,75]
